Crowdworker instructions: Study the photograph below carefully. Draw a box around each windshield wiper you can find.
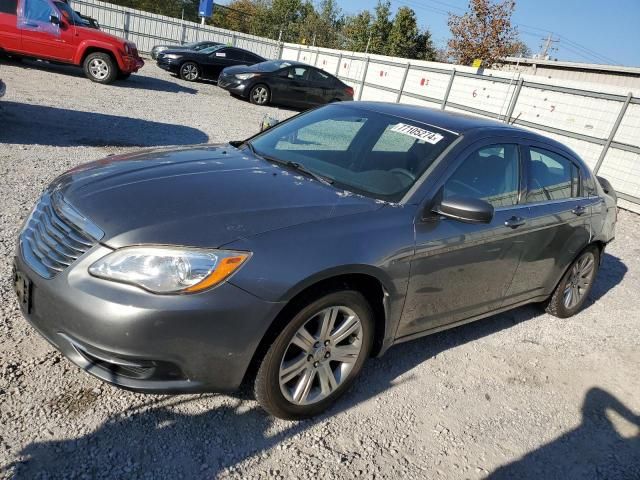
[283,161,335,185]
[245,142,334,186]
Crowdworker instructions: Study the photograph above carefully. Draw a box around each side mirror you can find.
[50,14,60,25]
[260,115,280,132]
[432,196,494,224]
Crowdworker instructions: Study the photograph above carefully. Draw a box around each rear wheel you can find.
[83,52,117,84]
[254,290,373,419]
[179,62,200,81]
[249,84,270,105]
[545,246,599,318]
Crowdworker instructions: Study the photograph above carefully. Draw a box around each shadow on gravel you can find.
[0,101,208,147]
[0,58,198,94]
[5,255,632,478]
[489,387,640,479]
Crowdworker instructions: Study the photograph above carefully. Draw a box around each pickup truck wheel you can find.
[83,52,117,84]
[179,62,200,81]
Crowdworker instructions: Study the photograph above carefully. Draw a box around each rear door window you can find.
[223,49,244,61]
[526,147,581,202]
[309,68,333,84]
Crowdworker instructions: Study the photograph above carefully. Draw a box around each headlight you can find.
[165,54,181,60]
[88,246,251,294]
[235,73,259,80]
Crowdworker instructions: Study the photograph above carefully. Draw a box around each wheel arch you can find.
[77,44,121,70]
[242,270,390,386]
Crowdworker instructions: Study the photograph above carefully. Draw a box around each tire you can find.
[83,52,117,84]
[117,71,131,80]
[255,290,374,419]
[179,62,200,81]
[545,246,600,318]
[249,84,270,105]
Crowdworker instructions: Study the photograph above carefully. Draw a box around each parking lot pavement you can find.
[1,59,639,480]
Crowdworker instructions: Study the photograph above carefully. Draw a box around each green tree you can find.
[341,11,372,52]
[369,0,392,54]
[387,6,419,57]
[415,29,438,61]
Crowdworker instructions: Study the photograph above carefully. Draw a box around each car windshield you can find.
[54,1,86,26]
[199,45,225,54]
[191,42,216,50]
[249,104,457,202]
[255,60,294,72]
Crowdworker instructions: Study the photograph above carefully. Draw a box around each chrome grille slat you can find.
[19,192,103,279]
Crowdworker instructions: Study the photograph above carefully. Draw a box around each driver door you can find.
[397,142,528,338]
[19,0,74,61]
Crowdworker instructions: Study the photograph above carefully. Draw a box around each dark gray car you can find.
[13,102,617,419]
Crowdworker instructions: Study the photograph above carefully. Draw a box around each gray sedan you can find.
[13,102,617,419]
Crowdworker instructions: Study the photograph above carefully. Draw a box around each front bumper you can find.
[157,58,179,73]
[14,244,284,393]
[121,55,144,73]
[218,74,249,96]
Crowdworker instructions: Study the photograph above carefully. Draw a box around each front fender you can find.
[74,41,124,69]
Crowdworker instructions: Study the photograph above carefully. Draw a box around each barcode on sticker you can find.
[391,123,444,144]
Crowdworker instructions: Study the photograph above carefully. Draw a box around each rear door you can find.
[0,0,21,51]
[505,143,593,303]
[306,68,335,106]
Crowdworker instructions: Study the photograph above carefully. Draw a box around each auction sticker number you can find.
[391,123,444,144]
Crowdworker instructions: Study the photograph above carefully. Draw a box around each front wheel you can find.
[83,52,117,84]
[179,62,200,81]
[249,84,270,105]
[254,291,373,419]
[545,246,600,318]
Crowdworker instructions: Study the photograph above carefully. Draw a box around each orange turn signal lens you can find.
[185,253,250,293]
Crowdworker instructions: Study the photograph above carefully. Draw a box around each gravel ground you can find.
[1,59,639,480]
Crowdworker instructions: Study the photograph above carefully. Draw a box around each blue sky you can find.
[216,0,639,66]
[342,0,640,66]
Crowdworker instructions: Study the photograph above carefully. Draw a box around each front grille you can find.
[20,192,104,279]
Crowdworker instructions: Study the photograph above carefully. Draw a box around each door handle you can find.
[504,216,526,228]
[572,205,587,216]
[23,21,39,27]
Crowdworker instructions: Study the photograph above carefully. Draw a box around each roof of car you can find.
[349,101,527,135]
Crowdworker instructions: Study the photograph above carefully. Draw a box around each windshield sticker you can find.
[216,52,226,57]
[391,123,444,144]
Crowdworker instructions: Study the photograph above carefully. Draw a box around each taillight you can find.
[345,86,354,97]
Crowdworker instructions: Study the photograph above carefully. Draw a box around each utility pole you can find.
[365,31,372,54]
[538,34,559,60]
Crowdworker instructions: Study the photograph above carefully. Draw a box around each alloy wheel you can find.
[252,86,269,104]
[563,251,596,309]
[279,306,363,405]
[89,58,110,80]
[181,63,198,81]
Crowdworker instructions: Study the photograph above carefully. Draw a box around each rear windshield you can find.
[249,104,457,202]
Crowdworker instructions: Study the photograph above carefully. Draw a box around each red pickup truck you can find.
[0,0,143,83]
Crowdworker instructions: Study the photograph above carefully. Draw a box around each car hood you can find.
[222,64,273,75]
[160,49,199,57]
[51,145,381,249]
[75,26,127,46]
